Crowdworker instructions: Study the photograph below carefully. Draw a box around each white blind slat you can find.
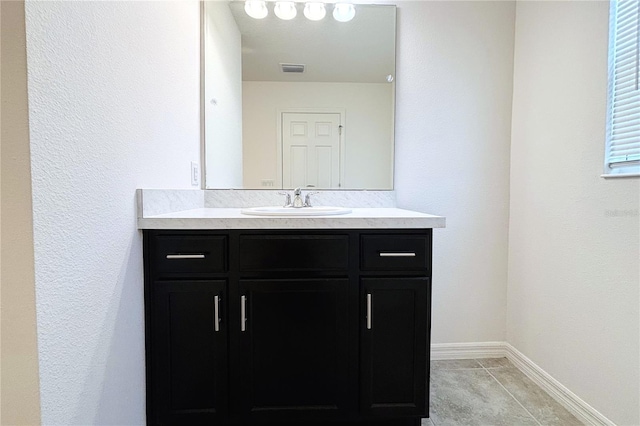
[609,154,640,166]
[609,151,640,161]
[618,2,638,17]
[616,85,640,96]
[611,125,640,135]
[615,121,640,134]
[611,109,640,121]
[612,99,640,114]
[616,91,640,102]
[616,20,637,34]
[615,21,638,38]
[615,43,639,60]
[611,122,640,134]
[614,86,639,96]
[615,51,638,68]
[615,25,637,41]
[609,139,640,154]
[613,65,638,82]
[610,146,640,157]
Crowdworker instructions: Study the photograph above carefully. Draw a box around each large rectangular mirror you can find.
[203,1,396,189]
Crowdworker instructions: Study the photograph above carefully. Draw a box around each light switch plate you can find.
[191,162,199,186]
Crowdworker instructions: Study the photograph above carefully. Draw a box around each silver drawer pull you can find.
[240,295,247,332]
[214,295,220,332]
[166,254,205,259]
[366,293,372,330]
[379,252,416,257]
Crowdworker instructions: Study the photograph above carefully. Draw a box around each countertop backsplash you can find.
[204,189,396,209]
[137,189,396,218]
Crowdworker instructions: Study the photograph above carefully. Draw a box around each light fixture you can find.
[245,0,268,19]
[332,3,355,22]
[304,2,326,21]
[274,1,297,20]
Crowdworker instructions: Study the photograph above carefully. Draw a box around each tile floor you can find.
[424,358,584,426]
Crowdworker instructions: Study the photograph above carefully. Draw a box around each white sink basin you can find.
[241,206,352,216]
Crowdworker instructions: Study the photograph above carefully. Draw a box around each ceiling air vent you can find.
[280,63,305,73]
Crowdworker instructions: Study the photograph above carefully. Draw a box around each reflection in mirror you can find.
[203,1,396,189]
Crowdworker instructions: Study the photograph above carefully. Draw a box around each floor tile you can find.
[431,359,483,370]
[429,368,538,426]
[477,357,512,369]
[421,418,435,426]
[488,367,583,426]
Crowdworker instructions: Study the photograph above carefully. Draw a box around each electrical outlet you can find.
[191,162,199,186]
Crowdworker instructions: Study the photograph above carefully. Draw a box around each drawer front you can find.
[152,235,227,275]
[361,235,429,271]
[239,235,348,273]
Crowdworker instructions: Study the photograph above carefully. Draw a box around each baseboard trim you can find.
[430,341,506,360]
[430,342,616,426]
[504,343,615,426]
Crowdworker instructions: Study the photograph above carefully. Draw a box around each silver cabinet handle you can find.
[166,254,205,259]
[240,295,246,332]
[379,252,416,257]
[214,295,220,332]
[366,293,372,330]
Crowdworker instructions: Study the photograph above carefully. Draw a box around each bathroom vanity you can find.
[139,200,445,426]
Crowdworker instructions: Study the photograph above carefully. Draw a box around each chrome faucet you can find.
[292,187,304,208]
[278,188,320,208]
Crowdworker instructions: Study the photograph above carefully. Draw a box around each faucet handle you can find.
[293,187,302,196]
[304,191,320,207]
[277,192,292,207]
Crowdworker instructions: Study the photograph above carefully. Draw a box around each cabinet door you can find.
[234,278,351,422]
[150,280,227,425]
[360,277,430,417]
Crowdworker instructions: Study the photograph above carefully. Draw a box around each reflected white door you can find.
[282,113,341,189]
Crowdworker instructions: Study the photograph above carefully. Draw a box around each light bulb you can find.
[245,0,268,19]
[274,2,297,20]
[332,3,355,22]
[304,2,326,21]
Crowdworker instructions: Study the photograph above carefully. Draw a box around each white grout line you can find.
[483,365,543,426]
[431,360,485,371]
[431,367,485,371]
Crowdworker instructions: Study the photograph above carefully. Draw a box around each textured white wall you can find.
[25,2,201,424]
[242,81,393,189]
[204,2,243,189]
[0,1,42,424]
[394,1,516,344]
[508,2,640,424]
[23,1,637,424]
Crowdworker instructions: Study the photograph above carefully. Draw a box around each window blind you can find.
[606,0,640,175]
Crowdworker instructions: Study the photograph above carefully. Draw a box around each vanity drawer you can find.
[151,235,228,275]
[361,234,429,271]
[239,234,348,273]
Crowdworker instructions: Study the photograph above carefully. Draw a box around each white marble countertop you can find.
[137,207,446,230]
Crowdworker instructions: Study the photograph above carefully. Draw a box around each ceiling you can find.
[228,1,396,83]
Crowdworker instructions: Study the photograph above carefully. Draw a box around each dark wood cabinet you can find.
[144,229,432,426]
[360,277,430,417]
[234,278,351,421]
[149,280,228,425]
